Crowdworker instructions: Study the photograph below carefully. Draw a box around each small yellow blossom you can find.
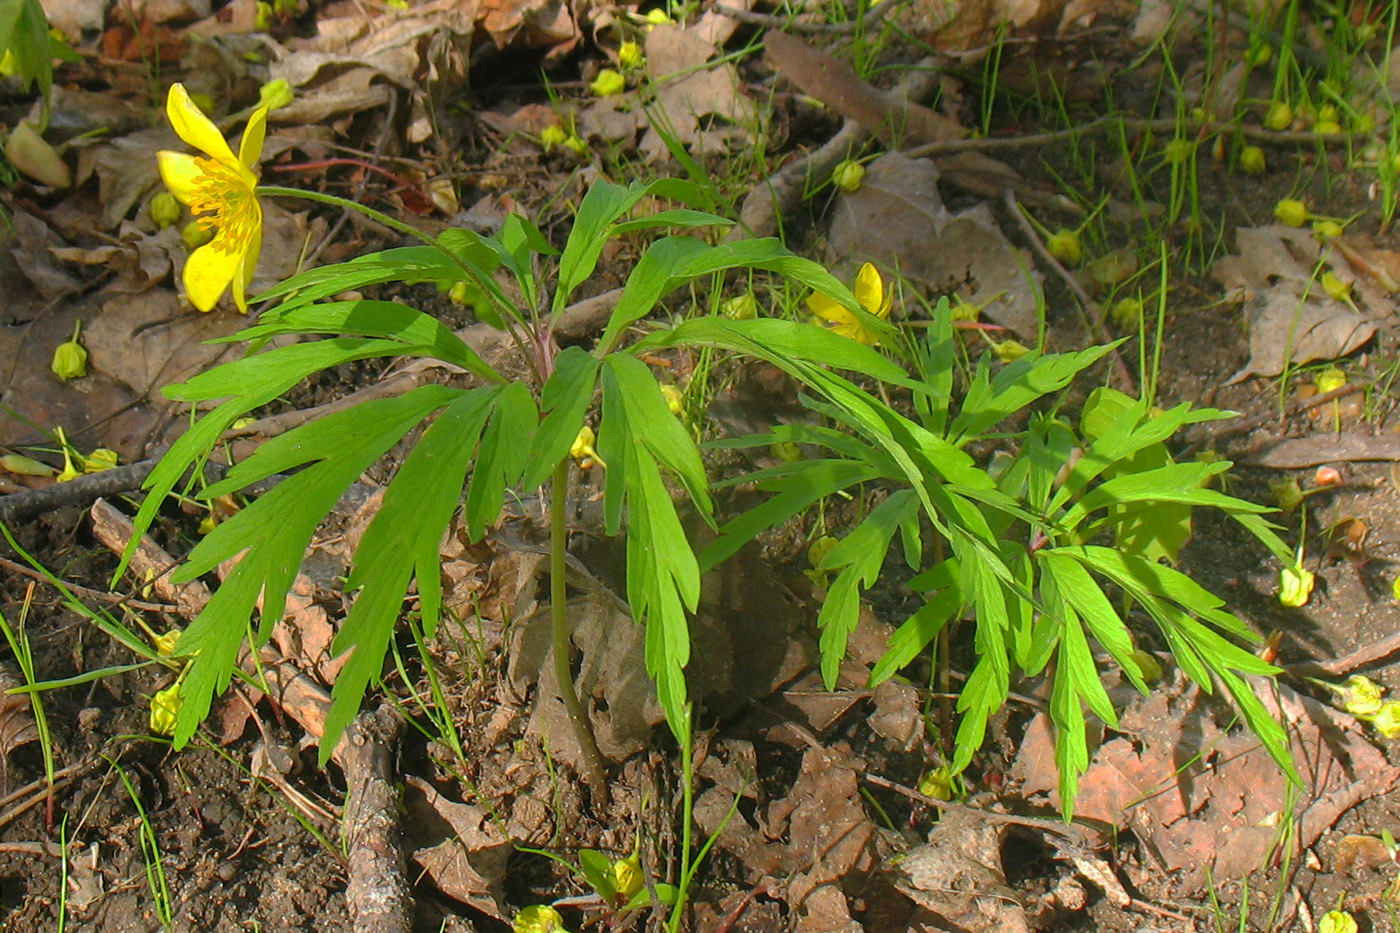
[1370,701,1400,738]
[150,682,183,736]
[513,905,569,933]
[1279,562,1314,607]
[80,448,119,473]
[1275,198,1308,227]
[660,384,685,416]
[1315,367,1347,395]
[51,321,88,381]
[54,427,81,482]
[618,40,644,70]
[563,133,589,156]
[570,425,606,469]
[539,125,568,152]
[258,79,294,111]
[721,294,758,320]
[917,765,964,801]
[611,854,643,902]
[806,262,891,345]
[1264,100,1294,130]
[1339,675,1385,718]
[158,83,269,313]
[832,159,865,192]
[992,339,1031,363]
[644,8,671,26]
[1319,909,1358,933]
[590,69,626,98]
[1046,229,1083,266]
[1321,272,1352,302]
[1239,145,1266,174]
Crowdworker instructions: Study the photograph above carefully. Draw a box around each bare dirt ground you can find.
[5,0,1400,931]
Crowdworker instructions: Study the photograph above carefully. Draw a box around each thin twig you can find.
[1180,382,1366,458]
[0,556,177,614]
[1002,189,1135,393]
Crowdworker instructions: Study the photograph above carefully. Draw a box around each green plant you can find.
[109,756,174,928]
[701,299,1300,814]
[122,86,904,804]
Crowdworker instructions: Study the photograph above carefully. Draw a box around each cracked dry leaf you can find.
[827,152,1044,337]
[0,663,40,784]
[1013,671,1400,895]
[1213,224,1378,382]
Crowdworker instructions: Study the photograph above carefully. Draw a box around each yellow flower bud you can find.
[1319,909,1358,933]
[1264,100,1294,130]
[1278,563,1314,607]
[590,69,626,98]
[1321,272,1352,302]
[570,425,606,469]
[644,8,671,25]
[949,297,980,322]
[539,125,568,152]
[1110,296,1144,328]
[832,159,865,192]
[563,134,589,156]
[1316,104,1339,124]
[917,765,961,801]
[1274,198,1308,227]
[0,454,55,477]
[1239,145,1266,175]
[993,339,1031,363]
[720,294,758,320]
[1162,139,1194,165]
[183,221,215,249]
[1046,230,1082,266]
[1312,219,1343,238]
[611,854,643,901]
[513,905,567,933]
[808,535,838,569]
[1315,119,1343,135]
[81,448,119,473]
[448,281,471,304]
[1271,478,1304,512]
[1371,701,1400,739]
[1339,675,1384,718]
[150,682,183,736]
[618,40,644,70]
[771,441,802,462]
[255,0,272,26]
[51,322,88,381]
[1130,649,1163,684]
[259,78,294,110]
[1315,367,1347,395]
[150,191,181,229]
[660,384,685,416]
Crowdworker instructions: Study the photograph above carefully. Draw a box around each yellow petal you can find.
[183,241,240,312]
[854,262,886,317]
[157,150,203,203]
[167,83,239,169]
[805,291,851,324]
[230,220,262,313]
[239,103,269,170]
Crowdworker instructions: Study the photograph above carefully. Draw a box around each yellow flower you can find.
[157,83,269,313]
[590,69,626,97]
[513,905,569,933]
[611,854,643,902]
[570,425,606,469]
[1371,701,1400,739]
[150,682,182,736]
[806,262,891,345]
[618,40,644,70]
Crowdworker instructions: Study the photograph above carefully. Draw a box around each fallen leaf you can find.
[405,775,511,918]
[826,152,1044,336]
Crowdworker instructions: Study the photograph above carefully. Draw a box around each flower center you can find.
[186,157,257,253]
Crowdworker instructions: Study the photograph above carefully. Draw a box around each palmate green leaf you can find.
[869,560,963,684]
[464,381,537,542]
[602,354,711,519]
[254,245,496,311]
[522,347,601,491]
[321,388,499,762]
[633,317,908,384]
[948,342,1122,444]
[225,300,502,383]
[598,236,711,354]
[1039,549,1146,692]
[167,387,457,750]
[816,490,919,688]
[1215,667,1300,786]
[914,298,956,434]
[1047,608,1109,820]
[1061,460,1250,532]
[556,178,712,313]
[1051,399,1233,514]
[121,338,429,581]
[610,208,732,237]
[701,460,883,571]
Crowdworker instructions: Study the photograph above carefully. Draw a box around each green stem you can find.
[550,458,608,795]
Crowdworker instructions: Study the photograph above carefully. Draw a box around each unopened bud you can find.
[832,159,865,192]
[1046,230,1082,266]
[258,78,294,110]
[51,323,88,381]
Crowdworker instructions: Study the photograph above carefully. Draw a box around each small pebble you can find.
[217,861,238,882]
